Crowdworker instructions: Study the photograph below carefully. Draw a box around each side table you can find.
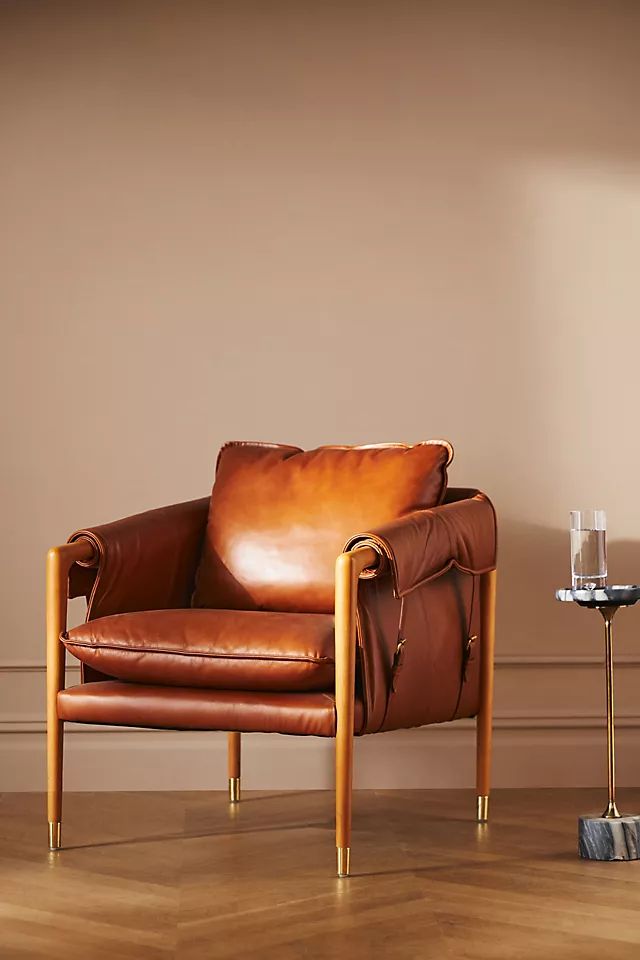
[556,585,640,861]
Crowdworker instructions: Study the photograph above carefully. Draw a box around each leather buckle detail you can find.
[391,637,407,693]
[462,634,478,681]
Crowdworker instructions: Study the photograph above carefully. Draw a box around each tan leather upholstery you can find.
[350,490,496,733]
[193,441,452,613]
[57,681,364,736]
[63,609,335,692]
[68,498,209,619]
[58,444,496,737]
[345,489,497,596]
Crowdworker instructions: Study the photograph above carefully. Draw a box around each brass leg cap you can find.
[48,821,61,850]
[229,777,241,803]
[337,847,351,878]
[477,795,489,823]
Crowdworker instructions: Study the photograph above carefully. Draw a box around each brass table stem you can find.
[599,607,620,820]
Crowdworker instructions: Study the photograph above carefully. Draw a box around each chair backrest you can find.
[192,440,453,614]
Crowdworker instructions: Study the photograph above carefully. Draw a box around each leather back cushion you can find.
[192,441,453,614]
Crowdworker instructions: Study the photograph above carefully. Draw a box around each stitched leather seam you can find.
[215,438,454,470]
[321,692,338,737]
[354,605,371,729]
[215,441,303,474]
[63,638,334,665]
[320,692,364,735]
[66,531,105,619]
[344,493,497,597]
[360,534,496,597]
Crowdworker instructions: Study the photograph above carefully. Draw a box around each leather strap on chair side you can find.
[344,490,497,599]
[67,497,210,620]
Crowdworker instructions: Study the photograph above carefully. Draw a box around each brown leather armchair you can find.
[46,441,497,876]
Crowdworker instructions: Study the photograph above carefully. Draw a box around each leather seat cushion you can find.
[63,609,335,692]
[57,682,364,736]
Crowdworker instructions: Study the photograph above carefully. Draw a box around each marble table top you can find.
[555,585,640,608]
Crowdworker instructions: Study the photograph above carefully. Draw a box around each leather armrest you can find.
[344,489,496,597]
[68,497,210,619]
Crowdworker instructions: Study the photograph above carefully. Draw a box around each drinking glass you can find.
[570,509,607,589]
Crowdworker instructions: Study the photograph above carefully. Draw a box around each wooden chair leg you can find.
[228,732,241,802]
[46,541,95,850]
[334,546,377,878]
[476,568,497,822]
[47,719,64,850]
[46,547,67,850]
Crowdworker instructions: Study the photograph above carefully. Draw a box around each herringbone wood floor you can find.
[2,788,640,959]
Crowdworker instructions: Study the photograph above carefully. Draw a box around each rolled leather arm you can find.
[344,489,496,597]
[68,497,210,619]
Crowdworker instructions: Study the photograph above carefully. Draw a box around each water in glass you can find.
[570,517,607,590]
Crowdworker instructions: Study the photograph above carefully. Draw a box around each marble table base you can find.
[579,815,640,860]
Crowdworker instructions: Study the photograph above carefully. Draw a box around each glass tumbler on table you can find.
[570,509,607,589]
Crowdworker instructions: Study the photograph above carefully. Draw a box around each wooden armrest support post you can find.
[45,540,96,848]
[335,545,378,877]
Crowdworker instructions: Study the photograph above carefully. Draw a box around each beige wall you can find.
[2,0,640,790]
